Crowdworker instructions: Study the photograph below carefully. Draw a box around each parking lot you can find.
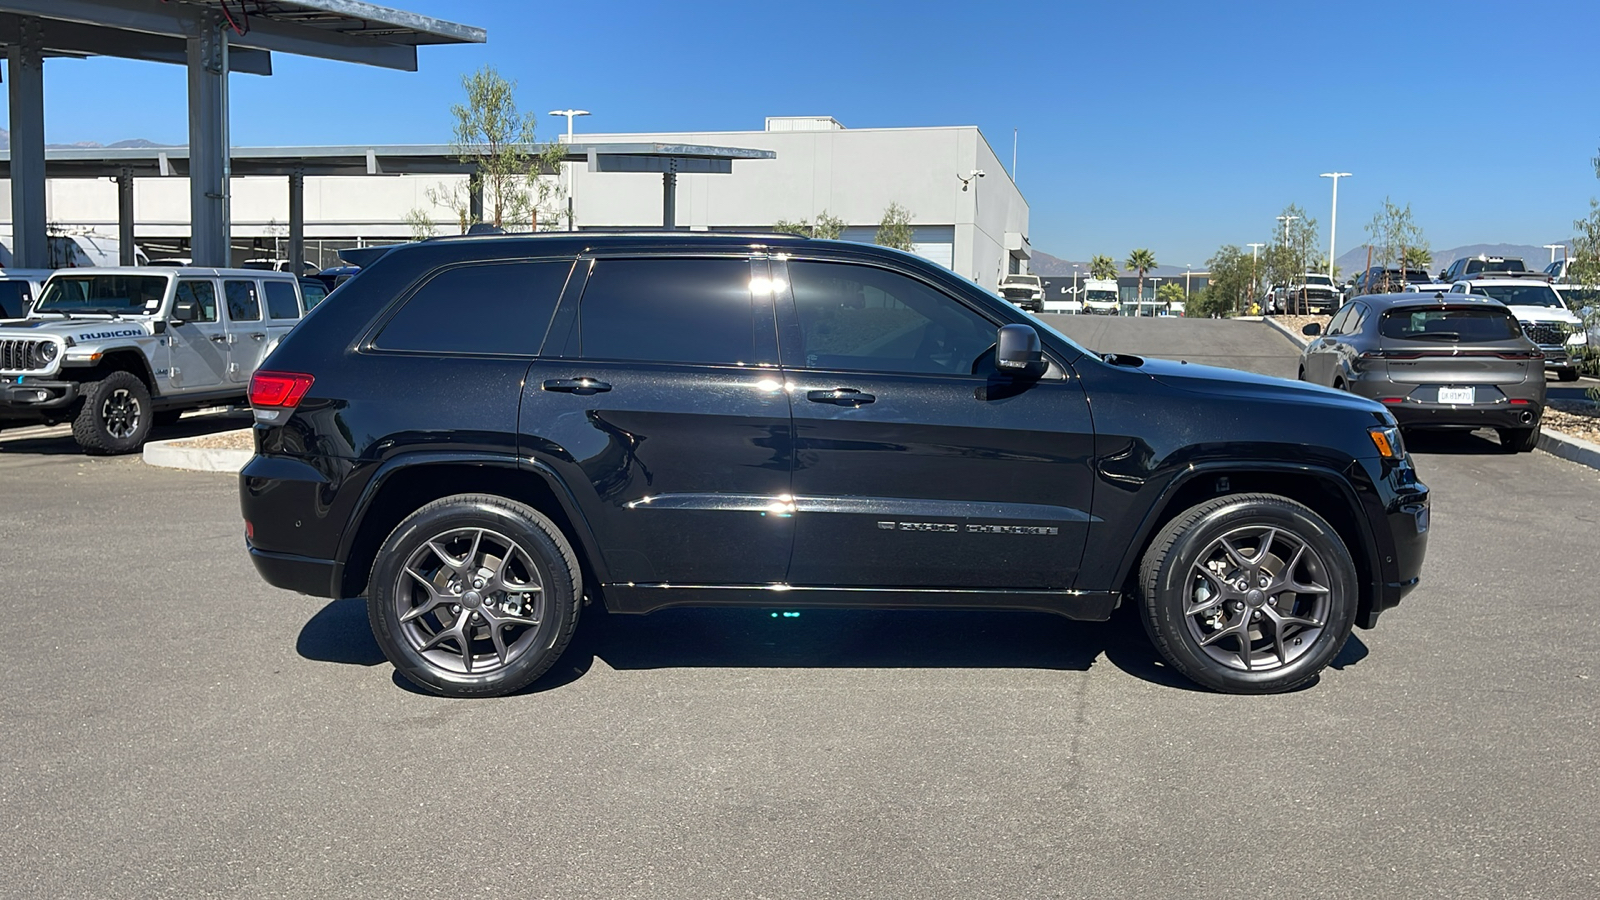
[2,316,1598,898]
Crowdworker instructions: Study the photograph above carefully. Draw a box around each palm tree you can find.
[1088,254,1118,281]
[1401,246,1432,273]
[1125,249,1157,315]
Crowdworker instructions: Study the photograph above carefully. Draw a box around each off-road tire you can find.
[1138,493,1358,694]
[368,493,582,698]
[1497,424,1540,453]
[71,371,152,455]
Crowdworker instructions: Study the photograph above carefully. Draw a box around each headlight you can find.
[39,342,58,361]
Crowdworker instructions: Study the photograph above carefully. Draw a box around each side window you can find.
[578,258,755,365]
[301,281,328,311]
[225,280,261,321]
[374,260,570,355]
[1348,304,1369,334]
[175,280,218,323]
[1326,306,1353,335]
[787,260,996,376]
[264,281,300,320]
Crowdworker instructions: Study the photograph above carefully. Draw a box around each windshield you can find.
[35,275,169,315]
[1472,284,1568,309]
[1303,275,1334,286]
[1379,306,1522,342]
[1085,290,1117,303]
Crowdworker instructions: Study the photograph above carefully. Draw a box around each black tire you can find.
[367,493,582,698]
[1497,423,1541,453]
[71,371,152,455]
[1138,493,1358,694]
[1557,367,1580,382]
[153,410,184,428]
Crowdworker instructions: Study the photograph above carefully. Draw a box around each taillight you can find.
[1496,350,1543,360]
[1509,398,1531,405]
[1378,397,1405,404]
[249,371,314,409]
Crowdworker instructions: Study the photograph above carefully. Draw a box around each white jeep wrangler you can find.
[0,267,310,453]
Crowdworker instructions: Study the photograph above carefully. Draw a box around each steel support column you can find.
[288,168,304,273]
[6,18,47,269]
[117,167,136,265]
[186,11,230,267]
[662,170,677,229]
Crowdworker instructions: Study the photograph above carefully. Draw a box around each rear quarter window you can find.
[373,260,573,355]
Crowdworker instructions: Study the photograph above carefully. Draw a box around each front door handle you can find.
[807,387,875,406]
[209,334,228,343]
[542,377,612,395]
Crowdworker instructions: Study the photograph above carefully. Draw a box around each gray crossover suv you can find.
[1298,293,1546,451]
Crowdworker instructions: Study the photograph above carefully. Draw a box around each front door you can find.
[164,279,227,390]
[776,258,1095,590]
[519,255,794,587]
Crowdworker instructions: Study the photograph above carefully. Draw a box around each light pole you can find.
[1320,172,1351,279]
[1543,243,1565,265]
[1277,214,1299,249]
[1185,264,1193,298]
[1247,242,1265,312]
[1150,277,1162,316]
[1072,263,1081,299]
[548,109,590,231]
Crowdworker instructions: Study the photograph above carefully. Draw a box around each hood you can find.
[0,317,154,343]
[1125,355,1388,415]
[1507,305,1581,324]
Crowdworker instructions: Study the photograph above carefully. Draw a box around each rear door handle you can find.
[807,387,875,406]
[250,332,266,341]
[542,377,612,395]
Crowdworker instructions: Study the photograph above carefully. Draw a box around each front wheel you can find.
[1557,367,1580,382]
[71,371,152,455]
[367,493,582,698]
[1138,493,1358,694]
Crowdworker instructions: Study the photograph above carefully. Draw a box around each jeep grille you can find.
[0,338,55,373]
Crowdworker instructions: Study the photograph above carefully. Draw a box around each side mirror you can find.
[1301,322,1322,336]
[995,323,1045,377]
[170,297,198,323]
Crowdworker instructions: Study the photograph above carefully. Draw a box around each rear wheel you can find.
[1497,423,1541,453]
[71,371,152,455]
[1139,493,1358,694]
[367,493,582,698]
[1557,367,1580,382]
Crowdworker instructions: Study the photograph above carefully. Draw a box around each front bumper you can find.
[1358,456,1430,628]
[0,377,79,409]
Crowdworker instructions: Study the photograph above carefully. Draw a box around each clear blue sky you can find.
[12,0,1600,265]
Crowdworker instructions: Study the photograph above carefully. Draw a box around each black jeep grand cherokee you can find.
[241,233,1429,697]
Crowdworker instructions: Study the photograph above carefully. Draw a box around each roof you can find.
[0,0,485,72]
[47,265,300,279]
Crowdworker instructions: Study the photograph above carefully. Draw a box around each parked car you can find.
[240,232,1429,698]
[0,269,49,320]
[997,274,1045,313]
[0,266,313,453]
[1299,293,1545,451]
[1270,273,1341,314]
[1351,267,1432,298]
[1449,275,1585,381]
[242,258,321,276]
[1440,255,1526,283]
[307,265,361,293]
[298,277,329,311]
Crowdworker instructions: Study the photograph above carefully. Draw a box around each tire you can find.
[153,410,183,428]
[71,371,152,455]
[1558,367,1580,382]
[1497,423,1540,453]
[367,493,582,698]
[1138,493,1359,694]
[1296,366,1306,382]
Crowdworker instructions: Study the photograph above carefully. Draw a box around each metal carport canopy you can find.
[0,0,485,268]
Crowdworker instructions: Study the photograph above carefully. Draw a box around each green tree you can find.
[1124,248,1157,311]
[773,219,811,237]
[1364,197,1427,279]
[775,209,847,239]
[1088,254,1119,280]
[876,202,914,251]
[1263,204,1321,311]
[1570,147,1600,387]
[438,64,565,232]
[404,208,438,242]
[1203,244,1255,316]
[1402,246,1433,271]
[1156,281,1185,307]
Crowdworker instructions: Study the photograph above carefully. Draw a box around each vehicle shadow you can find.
[1403,428,1508,455]
[0,408,251,455]
[298,594,1370,696]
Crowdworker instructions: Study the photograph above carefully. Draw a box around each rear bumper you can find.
[1387,402,1541,429]
[248,545,340,598]
[0,378,78,409]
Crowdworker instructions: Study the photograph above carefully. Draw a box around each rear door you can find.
[260,278,303,357]
[222,278,267,383]
[777,257,1094,590]
[518,255,794,587]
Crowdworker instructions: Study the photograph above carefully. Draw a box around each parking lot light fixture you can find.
[1320,172,1351,279]
[548,109,591,231]
[1543,244,1565,265]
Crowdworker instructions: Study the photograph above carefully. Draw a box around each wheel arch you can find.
[335,454,607,602]
[1113,463,1382,629]
[70,347,158,394]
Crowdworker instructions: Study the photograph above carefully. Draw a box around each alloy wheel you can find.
[101,388,141,439]
[392,527,548,676]
[1182,525,1332,672]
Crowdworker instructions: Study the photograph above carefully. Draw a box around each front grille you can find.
[0,338,52,372]
[1522,322,1567,346]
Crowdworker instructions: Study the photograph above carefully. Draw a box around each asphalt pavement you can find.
[1,319,1597,898]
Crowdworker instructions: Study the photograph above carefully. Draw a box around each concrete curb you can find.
[142,431,253,473]
[1260,315,1310,348]
[1538,426,1600,471]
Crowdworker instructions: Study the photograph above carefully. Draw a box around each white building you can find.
[1,116,1031,286]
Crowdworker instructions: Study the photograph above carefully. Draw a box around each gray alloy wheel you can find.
[1139,493,1357,694]
[71,370,152,455]
[367,494,581,698]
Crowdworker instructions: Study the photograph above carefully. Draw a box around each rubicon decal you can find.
[75,329,144,341]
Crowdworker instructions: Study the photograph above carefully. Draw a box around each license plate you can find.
[1438,387,1473,404]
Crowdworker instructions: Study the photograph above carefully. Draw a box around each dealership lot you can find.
[2,318,1597,898]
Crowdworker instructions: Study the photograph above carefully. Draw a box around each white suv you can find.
[1450,275,1585,381]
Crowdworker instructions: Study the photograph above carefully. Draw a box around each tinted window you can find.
[175,280,218,323]
[375,260,570,355]
[264,281,300,320]
[578,258,754,365]
[301,281,328,310]
[1379,306,1522,342]
[1326,305,1355,335]
[0,281,31,318]
[788,261,996,375]
[225,280,261,321]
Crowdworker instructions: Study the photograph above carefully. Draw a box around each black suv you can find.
[241,234,1429,697]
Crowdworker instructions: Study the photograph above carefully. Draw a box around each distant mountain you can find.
[1334,242,1567,276]
[0,128,174,151]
